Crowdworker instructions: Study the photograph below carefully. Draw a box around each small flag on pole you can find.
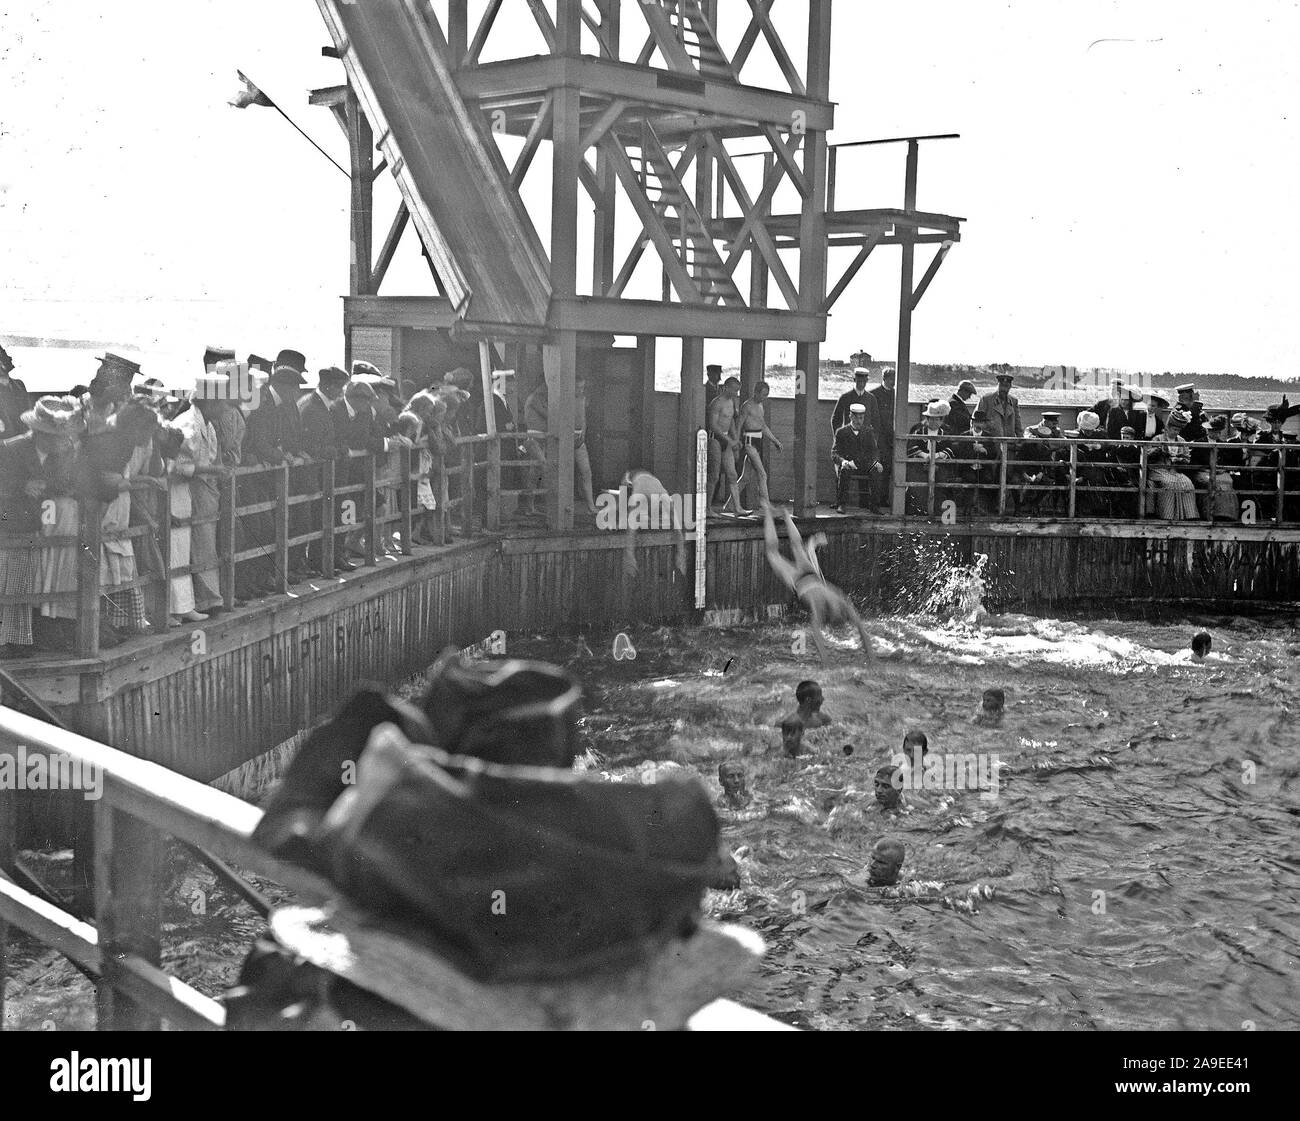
[229,70,273,109]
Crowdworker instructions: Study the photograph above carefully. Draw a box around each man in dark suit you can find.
[831,367,874,435]
[867,366,896,510]
[300,366,351,574]
[244,349,311,583]
[331,379,411,562]
[0,343,32,439]
[832,403,882,513]
[943,380,978,437]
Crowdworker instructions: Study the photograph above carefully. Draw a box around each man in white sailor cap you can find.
[832,402,882,514]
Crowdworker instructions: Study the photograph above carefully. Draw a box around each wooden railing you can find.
[891,433,1296,524]
[0,431,552,658]
[0,705,782,1031]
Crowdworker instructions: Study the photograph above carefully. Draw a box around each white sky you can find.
[1,0,1297,390]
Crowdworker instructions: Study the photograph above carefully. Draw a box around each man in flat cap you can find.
[831,367,874,439]
[867,367,897,510]
[977,372,1022,441]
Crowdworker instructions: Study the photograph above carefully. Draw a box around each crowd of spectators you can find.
[830,368,1300,520]
[0,342,534,657]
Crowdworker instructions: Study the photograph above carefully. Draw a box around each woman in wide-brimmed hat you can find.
[1146,408,1199,520]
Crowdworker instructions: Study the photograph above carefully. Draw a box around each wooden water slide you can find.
[315,0,551,328]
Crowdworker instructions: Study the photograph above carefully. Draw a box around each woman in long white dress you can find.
[185,402,224,612]
[161,408,207,625]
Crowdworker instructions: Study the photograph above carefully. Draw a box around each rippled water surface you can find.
[515,607,1300,1031]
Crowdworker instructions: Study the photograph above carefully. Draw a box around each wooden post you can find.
[364,455,379,563]
[997,441,1008,516]
[926,438,936,516]
[461,443,476,537]
[398,444,415,552]
[275,465,290,592]
[1138,445,1148,520]
[76,499,101,657]
[153,483,172,628]
[543,336,577,531]
[320,458,336,575]
[346,85,374,299]
[1205,445,1217,524]
[634,335,658,472]
[1068,442,1078,519]
[680,337,705,498]
[434,457,449,546]
[738,155,772,405]
[220,472,236,610]
[891,140,920,518]
[480,340,500,532]
[592,0,620,293]
[448,0,469,65]
[1277,447,1287,527]
[94,802,161,1030]
[795,1,832,518]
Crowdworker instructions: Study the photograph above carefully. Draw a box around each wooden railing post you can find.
[1137,445,1148,520]
[94,802,162,1030]
[461,443,476,538]
[146,481,170,632]
[1277,447,1287,527]
[76,498,102,657]
[487,436,501,532]
[926,435,936,516]
[364,453,379,565]
[398,444,414,554]
[219,471,236,610]
[320,458,336,576]
[274,465,290,593]
[1206,445,1217,524]
[435,456,449,546]
[1067,442,1078,520]
[997,441,1008,516]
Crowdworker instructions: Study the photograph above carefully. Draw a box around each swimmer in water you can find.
[795,679,831,728]
[717,760,752,808]
[778,714,807,758]
[868,838,906,887]
[974,687,1005,726]
[874,764,904,811]
[618,468,688,580]
[762,503,874,661]
[1191,632,1212,660]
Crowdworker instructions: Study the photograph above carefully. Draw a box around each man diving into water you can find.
[618,468,688,580]
[761,503,873,661]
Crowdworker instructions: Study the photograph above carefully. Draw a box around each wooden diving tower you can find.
[308,0,963,526]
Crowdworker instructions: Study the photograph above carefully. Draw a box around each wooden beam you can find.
[346,85,374,297]
[822,231,883,312]
[371,203,410,292]
[745,0,806,95]
[466,0,505,64]
[548,296,825,341]
[680,337,706,497]
[909,241,953,311]
[891,140,921,518]
[509,91,555,190]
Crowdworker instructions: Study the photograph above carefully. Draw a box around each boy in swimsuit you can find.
[707,377,748,516]
[762,503,874,661]
[736,380,783,510]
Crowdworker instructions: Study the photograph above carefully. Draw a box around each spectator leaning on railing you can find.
[300,365,349,574]
[1147,408,1199,519]
[28,397,85,652]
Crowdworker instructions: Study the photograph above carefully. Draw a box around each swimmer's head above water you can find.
[902,729,929,758]
[975,687,1006,725]
[869,838,906,886]
[779,715,806,758]
[795,680,830,726]
[874,765,902,809]
[718,760,751,807]
[1191,632,1212,660]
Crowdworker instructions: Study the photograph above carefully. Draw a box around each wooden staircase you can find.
[664,0,736,82]
[633,127,743,305]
